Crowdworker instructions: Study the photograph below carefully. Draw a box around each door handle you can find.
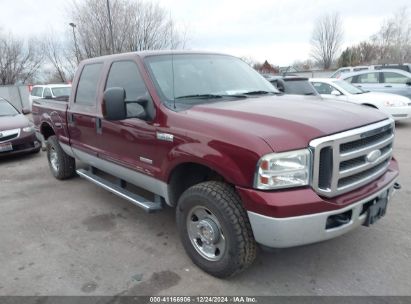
[68,113,75,125]
[384,85,392,88]
[96,117,102,134]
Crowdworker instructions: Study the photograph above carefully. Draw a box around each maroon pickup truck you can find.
[33,51,400,278]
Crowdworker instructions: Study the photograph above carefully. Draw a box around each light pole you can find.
[106,0,115,54]
[69,22,80,64]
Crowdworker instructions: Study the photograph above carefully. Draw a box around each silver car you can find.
[341,69,411,100]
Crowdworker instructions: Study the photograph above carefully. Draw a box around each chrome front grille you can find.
[0,128,20,143]
[310,119,394,198]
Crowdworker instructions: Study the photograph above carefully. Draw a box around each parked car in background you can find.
[341,69,411,99]
[29,84,72,110]
[310,78,411,121]
[330,66,371,78]
[266,75,319,96]
[0,97,40,156]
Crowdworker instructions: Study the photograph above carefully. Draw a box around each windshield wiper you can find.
[243,90,278,95]
[175,94,246,99]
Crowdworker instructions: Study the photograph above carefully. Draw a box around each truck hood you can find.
[0,114,30,131]
[189,95,389,152]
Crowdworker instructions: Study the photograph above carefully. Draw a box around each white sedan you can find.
[310,78,411,121]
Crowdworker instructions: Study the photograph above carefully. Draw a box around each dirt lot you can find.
[0,120,410,296]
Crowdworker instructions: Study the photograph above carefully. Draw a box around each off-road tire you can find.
[46,135,75,180]
[176,181,257,278]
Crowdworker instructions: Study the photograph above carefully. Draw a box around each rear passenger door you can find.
[67,63,103,156]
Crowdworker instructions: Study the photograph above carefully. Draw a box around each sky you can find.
[0,0,410,65]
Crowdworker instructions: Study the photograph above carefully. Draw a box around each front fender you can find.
[163,141,262,187]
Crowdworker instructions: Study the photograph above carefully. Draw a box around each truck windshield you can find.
[144,54,278,103]
[0,99,19,116]
[51,87,71,97]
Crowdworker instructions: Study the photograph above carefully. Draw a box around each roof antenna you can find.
[171,52,176,109]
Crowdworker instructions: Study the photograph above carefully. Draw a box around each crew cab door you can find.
[97,60,162,177]
[67,62,103,156]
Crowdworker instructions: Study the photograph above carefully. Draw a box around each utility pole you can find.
[69,23,80,64]
[106,0,115,54]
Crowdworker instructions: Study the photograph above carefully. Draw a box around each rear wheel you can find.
[46,135,75,180]
[176,181,257,278]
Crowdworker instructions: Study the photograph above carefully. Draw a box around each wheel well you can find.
[168,163,226,206]
[362,103,378,109]
[41,123,55,139]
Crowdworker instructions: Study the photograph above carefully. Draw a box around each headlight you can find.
[254,149,311,190]
[384,100,407,107]
[22,125,35,133]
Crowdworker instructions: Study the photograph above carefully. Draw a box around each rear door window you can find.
[382,72,408,84]
[75,63,103,106]
[356,72,379,84]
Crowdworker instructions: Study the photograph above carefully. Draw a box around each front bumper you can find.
[237,159,399,248]
[0,131,40,157]
[247,178,398,248]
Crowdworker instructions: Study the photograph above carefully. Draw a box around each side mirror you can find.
[126,102,146,119]
[331,90,341,96]
[21,108,31,115]
[406,78,411,86]
[103,87,127,120]
[44,95,53,99]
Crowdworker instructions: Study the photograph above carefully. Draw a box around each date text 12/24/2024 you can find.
[149,296,257,303]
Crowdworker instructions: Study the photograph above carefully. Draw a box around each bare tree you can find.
[310,13,343,69]
[371,7,411,63]
[41,32,77,83]
[69,0,187,59]
[0,31,43,85]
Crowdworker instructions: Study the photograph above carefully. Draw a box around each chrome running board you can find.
[76,167,163,213]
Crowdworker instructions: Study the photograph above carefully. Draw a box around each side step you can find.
[76,168,163,213]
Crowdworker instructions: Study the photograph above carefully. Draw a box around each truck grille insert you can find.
[310,119,394,197]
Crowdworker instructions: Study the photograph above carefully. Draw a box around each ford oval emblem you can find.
[366,150,381,163]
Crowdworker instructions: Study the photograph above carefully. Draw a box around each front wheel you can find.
[176,181,257,278]
[46,135,76,180]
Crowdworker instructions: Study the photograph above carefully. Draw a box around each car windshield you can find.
[0,99,19,116]
[144,54,278,104]
[333,80,364,94]
[51,87,71,97]
[283,80,318,95]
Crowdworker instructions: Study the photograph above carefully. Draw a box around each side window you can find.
[43,88,52,97]
[356,72,379,84]
[383,72,408,84]
[75,63,103,106]
[106,61,150,117]
[344,76,354,83]
[312,82,334,94]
